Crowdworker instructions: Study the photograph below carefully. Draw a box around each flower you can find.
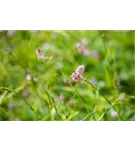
[90,77,97,86]
[119,93,125,101]
[36,48,46,60]
[76,43,85,54]
[76,43,90,56]
[42,43,50,51]
[7,30,15,36]
[75,65,85,75]
[25,71,32,81]
[71,65,85,82]
[52,33,57,39]
[90,50,99,59]
[111,111,118,118]
[78,75,85,81]
[71,72,80,81]
[83,50,90,56]
[81,38,89,45]
[71,73,85,82]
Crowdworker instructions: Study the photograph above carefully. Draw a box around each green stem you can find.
[85,79,123,120]
[23,98,39,120]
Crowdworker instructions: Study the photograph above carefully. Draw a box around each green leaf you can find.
[51,107,56,120]
[67,111,79,121]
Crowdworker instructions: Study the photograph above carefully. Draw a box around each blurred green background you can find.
[0,30,135,121]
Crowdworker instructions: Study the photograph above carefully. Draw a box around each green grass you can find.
[0,30,135,121]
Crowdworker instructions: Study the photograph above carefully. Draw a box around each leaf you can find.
[97,112,106,121]
[0,91,8,105]
[67,111,79,121]
[0,87,16,93]
[51,107,56,120]
[39,116,49,122]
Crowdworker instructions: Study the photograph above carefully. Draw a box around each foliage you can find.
[0,30,135,121]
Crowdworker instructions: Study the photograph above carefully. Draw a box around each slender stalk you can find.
[0,87,17,94]
[51,97,64,120]
[85,79,123,120]
[23,98,39,120]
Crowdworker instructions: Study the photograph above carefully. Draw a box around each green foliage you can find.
[0,30,135,121]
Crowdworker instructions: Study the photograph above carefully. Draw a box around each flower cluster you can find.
[0,30,15,36]
[76,42,100,60]
[71,65,85,82]
[76,43,90,56]
[7,30,15,37]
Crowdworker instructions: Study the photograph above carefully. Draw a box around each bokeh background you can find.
[0,30,135,121]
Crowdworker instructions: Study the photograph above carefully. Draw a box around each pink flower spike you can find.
[83,50,90,56]
[75,65,85,75]
[76,43,85,54]
[71,72,79,81]
[7,30,15,36]
[78,76,85,82]
[71,72,85,82]
[111,111,118,118]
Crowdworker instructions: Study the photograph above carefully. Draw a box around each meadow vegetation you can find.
[0,30,135,121]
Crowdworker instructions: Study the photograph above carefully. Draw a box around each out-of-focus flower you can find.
[119,93,125,101]
[76,43,90,56]
[90,50,99,59]
[42,43,50,51]
[22,87,30,98]
[52,33,57,39]
[76,43,85,54]
[7,30,15,36]
[90,77,97,86]
[25,71,32,81]
[36,48,46,60]
[81,38,89,45]
[83,50,90,56]
[111,111,118,118]
[67,99,75,106]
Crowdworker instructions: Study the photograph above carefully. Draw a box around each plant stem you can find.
[85,79,123,120]
[23,98,39,120]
